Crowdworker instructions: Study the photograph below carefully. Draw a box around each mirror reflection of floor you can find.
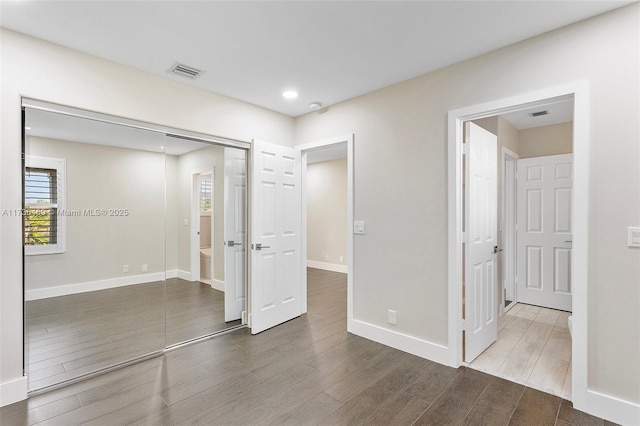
[25,278,240,390]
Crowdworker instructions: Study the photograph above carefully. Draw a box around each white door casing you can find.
[503,149,519,304]
[517,154,573,312]
[464,122,498,363]
[224,148,247,322]
[250,139,302,334]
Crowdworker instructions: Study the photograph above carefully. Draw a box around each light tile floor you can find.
[469,303,572,400]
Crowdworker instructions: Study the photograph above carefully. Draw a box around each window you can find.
[199,175,212,212]
[24,156,66,255]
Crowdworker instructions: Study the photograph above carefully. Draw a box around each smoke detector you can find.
[168,62,204,80]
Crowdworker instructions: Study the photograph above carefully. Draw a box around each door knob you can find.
[252,243,270,250]
[227,241,242,247]
[493,246,503,254]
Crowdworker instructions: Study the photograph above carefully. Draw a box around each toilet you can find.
[200,247,212,280]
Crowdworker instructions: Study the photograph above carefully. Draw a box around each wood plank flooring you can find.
[470,303,572,399]
[25,278,239,390]
[3,269,614,425]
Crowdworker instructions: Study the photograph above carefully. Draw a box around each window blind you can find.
[25,167,58,245]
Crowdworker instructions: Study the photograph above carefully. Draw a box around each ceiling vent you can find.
[530,110,550,117]
[168,62,204,80]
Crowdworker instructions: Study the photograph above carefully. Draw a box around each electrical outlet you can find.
[628,227,640,247]
[339,255,344,263]
[325,254,329,261]
[387,309,397,325]
[142,264,148,272]
[123,264,129,273]
[354,221,365,234]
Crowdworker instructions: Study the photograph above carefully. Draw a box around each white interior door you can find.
[224,148,247,322]
[517,154,573,312]
[250,139,302,334]
[464,122,498,363]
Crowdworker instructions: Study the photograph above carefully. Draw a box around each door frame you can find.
[296,134,354,329]
[447,83,589,410]
[501,147,519,312]
[190,168,214,283]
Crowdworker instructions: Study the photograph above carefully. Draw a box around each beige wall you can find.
[295,4,639,403]
[0,28,293,393]
[519,122,573,158]
[307,158,347,267]
[24,137,167,291]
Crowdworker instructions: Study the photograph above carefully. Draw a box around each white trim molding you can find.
[350,319,450,366]
[447,83,602,418]
[306,260,348,274]
[211,279,225,292]
[584,389,640,426]
[0,376,28,407]
[25,272,166,300]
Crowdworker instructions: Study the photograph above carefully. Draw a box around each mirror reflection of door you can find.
[23,105,248,392]
[164,138,245,347]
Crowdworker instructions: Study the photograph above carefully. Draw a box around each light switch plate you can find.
[354,221,365,235]
[628,227,640,248]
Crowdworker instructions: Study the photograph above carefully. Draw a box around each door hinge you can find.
[461,319,466,331]
[462,143,468,155]
[461,231,467,243]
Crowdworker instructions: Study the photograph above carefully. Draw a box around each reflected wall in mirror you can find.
[23,106,248,392]
[164,138,247,346]
[24,109,167,391]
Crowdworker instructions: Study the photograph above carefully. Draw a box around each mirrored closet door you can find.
[163,137,247,347]
[23,105,248,392]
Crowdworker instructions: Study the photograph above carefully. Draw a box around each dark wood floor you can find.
[25,278,239,390]
[3,268,614,425]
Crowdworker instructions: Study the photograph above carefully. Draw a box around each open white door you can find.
[224,148,247,322]
[517,154,573,312]
[464,122,498,363]
[250,139,302,334]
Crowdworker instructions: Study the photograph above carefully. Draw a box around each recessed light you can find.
[283,90,298,100]
[309,102,322,111]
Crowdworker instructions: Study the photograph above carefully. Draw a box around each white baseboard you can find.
[0,376,27,407]
[25,271,189,301]
[211,279,225,292]
[348,318,450,366]
[166,269,191,281]
[575,389,640,425]
[307,260,348,274]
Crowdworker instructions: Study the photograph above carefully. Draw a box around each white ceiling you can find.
[26,109,211,156]
[501,99,574,129]
[1,1,632,117]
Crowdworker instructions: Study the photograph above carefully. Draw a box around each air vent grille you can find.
[168,62,204,80]
[531,110,550,117]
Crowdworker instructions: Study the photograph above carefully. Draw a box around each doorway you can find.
[192,170,214,286]
[465,101,575,398]
[297,135,354,328]
[447,84,591,410]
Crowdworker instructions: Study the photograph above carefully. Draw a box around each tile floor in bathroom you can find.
[469,303,572,400]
